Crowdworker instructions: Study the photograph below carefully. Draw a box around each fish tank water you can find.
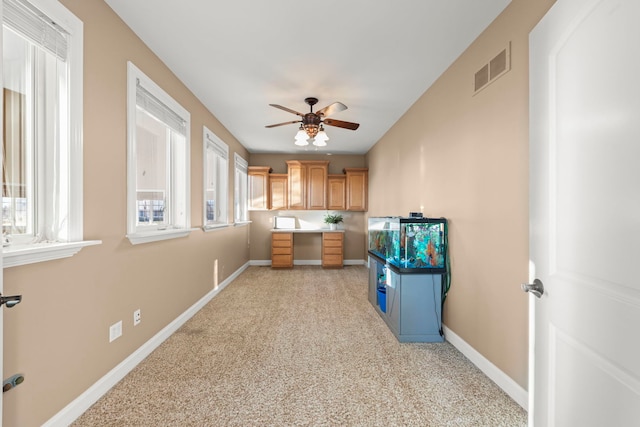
[368,217,447,273]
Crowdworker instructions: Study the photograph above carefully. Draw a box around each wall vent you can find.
[474,42,511,94]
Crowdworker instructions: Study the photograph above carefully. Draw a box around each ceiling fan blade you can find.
[316,102,347,117]
[323,118,360,130]
[265,120,301,128]
[269,104,304,117]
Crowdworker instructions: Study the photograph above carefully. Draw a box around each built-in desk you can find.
[271,229,344,269]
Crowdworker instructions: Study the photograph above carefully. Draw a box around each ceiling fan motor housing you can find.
[302,113,321,137]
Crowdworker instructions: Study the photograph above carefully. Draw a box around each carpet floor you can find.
[73,265,527,426]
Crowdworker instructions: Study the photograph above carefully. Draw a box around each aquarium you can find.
[368,216,447,273]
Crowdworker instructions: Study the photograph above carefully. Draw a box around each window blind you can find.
[136,79,187,137]
[206,133,228,159]
[234,153,248,173]
[3,0,69,61]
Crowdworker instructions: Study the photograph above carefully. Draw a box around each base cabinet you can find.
[368,255,444,342]
[271,233,293,268]
[322,232,343,268]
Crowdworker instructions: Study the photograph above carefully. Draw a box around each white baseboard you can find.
[443,325,528,410]
[44,261,250,427]
[250,259,367,266]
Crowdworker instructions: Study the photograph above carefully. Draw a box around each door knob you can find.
[521,279,544,298]
[0,294,22,308]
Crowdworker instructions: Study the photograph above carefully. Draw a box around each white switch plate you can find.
[133,309,141,326]
[109,321,122,342]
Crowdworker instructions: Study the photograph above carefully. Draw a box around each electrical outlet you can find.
[133,309,141,326]
[109,321,122,342]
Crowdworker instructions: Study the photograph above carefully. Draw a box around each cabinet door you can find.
[286,161,306,209]
[307,162,328,209]
[368,257,378,306]
[345,168,368,211]
[386,268,401,335]
[248,166,271,210]
[400,274,442,338]
[327,175,346,210]
[269,174,288,211]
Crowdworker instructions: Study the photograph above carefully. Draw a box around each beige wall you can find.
[248,154,367,262]
[3,1,250,425]
[366,0,555,388]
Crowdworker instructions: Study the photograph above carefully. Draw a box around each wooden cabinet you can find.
[327,175,346,210]
[286,160,328,210]
[307,162,328,209]
[322,232,344,268]
[344,168,368,211]
[286,161,306,209]
[269,173,288,211]
[271,232,293,268]
[250,161,367,212]
[248,166,272,210]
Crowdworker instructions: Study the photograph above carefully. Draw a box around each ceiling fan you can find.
[266,97,360,146]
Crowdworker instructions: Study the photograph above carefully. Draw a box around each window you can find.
[2,0,98,267]
[234,153,248,224]
[126,61,192,245]
[203,126,228,229]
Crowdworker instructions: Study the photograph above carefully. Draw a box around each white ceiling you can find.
[105,0,511,155]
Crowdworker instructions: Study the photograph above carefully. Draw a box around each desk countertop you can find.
[271,228,344,233]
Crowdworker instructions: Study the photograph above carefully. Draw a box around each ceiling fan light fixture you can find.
[266,98,359,148]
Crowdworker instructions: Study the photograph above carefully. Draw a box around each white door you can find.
[528,0,640,425]
[0,0,4,422]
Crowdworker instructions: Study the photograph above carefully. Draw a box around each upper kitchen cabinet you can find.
[327,174,346,210]
[286,160,328,210]
[248,166,272,210]
[344,168,368,211]
[269,173,288,211]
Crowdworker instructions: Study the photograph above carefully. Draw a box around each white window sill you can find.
[3,240,102,268]
[234,221,252,227]
[203,223,230,232]
[127,228,197,245]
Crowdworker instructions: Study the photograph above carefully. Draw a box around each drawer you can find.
[272,254,293,267]
[322,255,343,265]
[323,247,343,255]
[323,240,342,248]
[272,233,293,242]
[272,240,292,248]
[272,247,292,255]
[323,233,343,241]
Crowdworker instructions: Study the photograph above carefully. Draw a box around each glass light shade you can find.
[316,129,329,142]
[295,127,307,141]
[295,137,309,146]
[312,138,327,147]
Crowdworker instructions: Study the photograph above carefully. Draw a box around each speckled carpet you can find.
[73,265,526,426]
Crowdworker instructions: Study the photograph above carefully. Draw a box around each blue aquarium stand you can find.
[368,253,444,343]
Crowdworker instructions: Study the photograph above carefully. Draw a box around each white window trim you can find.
[2,0,102,268]
[3,240,101,268]
[233,153,250,225]
[202,126,229,231]
[126,61,194,245]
